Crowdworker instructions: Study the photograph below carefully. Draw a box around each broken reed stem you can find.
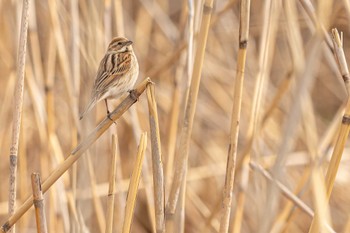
[166,0,214,221]
[8,1,30,232]
[308,28,350,233]
[146,84,165,233]
[219,0,250,232]
[105,134,118,233]
[0,78,151,233]
[31,173,48,233]
[122,132,147,233]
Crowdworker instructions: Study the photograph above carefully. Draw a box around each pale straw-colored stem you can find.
[31,173,48,233]
[122,132,147,233]
[165,0,214,224]
[219,0,250,232]
[105,134,119,233]
[147,84,165,233]
[8,1,30,232]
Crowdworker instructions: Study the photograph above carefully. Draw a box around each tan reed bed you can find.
[0,78,151,232]
[2,1,350,232]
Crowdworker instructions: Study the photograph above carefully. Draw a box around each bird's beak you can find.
[124,40,133,46]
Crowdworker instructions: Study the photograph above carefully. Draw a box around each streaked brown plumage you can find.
[80,37,139,120]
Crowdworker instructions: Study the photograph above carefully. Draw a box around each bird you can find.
[79,37,139,120]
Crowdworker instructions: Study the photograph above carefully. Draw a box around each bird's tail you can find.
[79,98,97,120]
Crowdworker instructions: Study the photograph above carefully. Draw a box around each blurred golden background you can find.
[1,0,350,232]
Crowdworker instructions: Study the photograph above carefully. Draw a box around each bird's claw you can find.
[128,89,138,102]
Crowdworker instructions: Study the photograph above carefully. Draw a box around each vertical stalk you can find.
[165,0,214,224]
[122,133,147,233]
[219,0,251,232]
[147,84,165,233]
[308,28,350,233]
[8,0,30,232]
[31,173,48,233]
[105,135,119,233]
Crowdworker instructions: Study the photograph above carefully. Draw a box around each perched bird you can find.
[80,37,139,120]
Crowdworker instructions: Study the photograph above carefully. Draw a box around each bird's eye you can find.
[117,42,122,45]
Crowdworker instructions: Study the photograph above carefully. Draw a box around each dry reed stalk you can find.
[0,78,151,233]
[86,154,106,232]
[47,0,79,126]
[135,5,153,59]
[266,3,331,232]
[128,108,156,232]
[8,1,30,232]
[113,0,125,36]
[28,0,44,86]
[270,168,311,232]
[111,128,125,232]
[231,2,280,230]
[165,79,180,191]
[104,0,112,45]
[140,0,179,41]
[165,0,214,226]
[48,189,56,233]
[308,28,350,233]
[302,96,332,233]
[31,173,48,233]
[147,41,187,78]
[105,134,118,233]
[187,0,195,81]
[18,124,28,232]
[187,187,219,232]
[122,132,147,233]
[66,192,80,231]
[146,84,165,233]
[249,162,336,233]
[219,0,250,232]
[70,0,80,95]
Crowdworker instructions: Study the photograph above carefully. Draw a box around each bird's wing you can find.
[93,53,132,96]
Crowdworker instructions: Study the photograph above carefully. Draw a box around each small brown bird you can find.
[80,37,139,120]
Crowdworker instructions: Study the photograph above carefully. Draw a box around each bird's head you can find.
[107,37,133,53]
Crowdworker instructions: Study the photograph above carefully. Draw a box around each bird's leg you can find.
[105,99,117,125]
[104,99,110,115]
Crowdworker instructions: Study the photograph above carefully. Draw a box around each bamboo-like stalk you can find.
[308,28,350,233]
[31,173,48,233]
[0,78,151,233]
[122,132,147,233]
[8,1,30,232]
[219,0,250,232]
[105,134,119,233]
[146,84,165,233]
[165,0,214,224]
